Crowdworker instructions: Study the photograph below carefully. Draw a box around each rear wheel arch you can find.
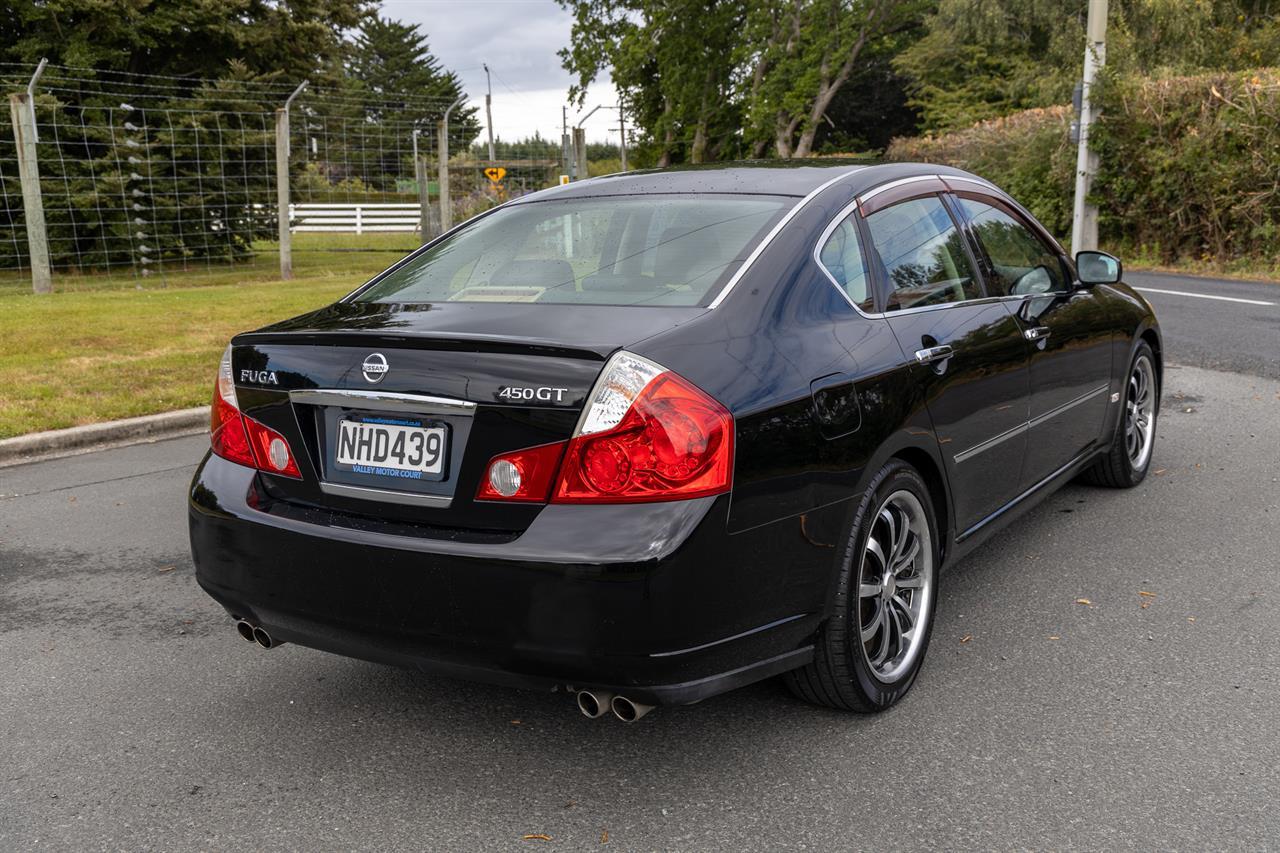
[855,432,953,565]
[889,447,951,565]
[1140,327,1163,405]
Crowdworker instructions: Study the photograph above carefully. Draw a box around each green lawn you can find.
[0,234,410,438]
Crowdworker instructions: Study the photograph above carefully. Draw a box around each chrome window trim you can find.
[706,168,866,309]
[289,389,477,415]
[318,481,454,509]
[812,186,1036,319]
[856,174,946,204]
[812,197,872,313]
[940,174,1002,194]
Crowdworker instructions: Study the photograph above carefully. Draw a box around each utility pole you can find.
[9,58,51,293]
[483,63,495,162]
[574,104,613,181]
[618,100,628,172]
[1071,0,1108,255]
[275,79,307,281]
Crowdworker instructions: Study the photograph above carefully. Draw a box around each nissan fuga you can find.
[189,163,1161,721]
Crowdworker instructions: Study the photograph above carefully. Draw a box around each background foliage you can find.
[0,2,479,272]
[886,69,1280,266]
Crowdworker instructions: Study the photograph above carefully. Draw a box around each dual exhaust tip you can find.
[235,621,646,720]
[576,689,654,723]
[235,618,283,650]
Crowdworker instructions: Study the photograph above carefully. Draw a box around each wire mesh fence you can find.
[0,63,568,293]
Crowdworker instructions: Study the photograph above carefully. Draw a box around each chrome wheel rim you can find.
[1125,355,1156,470]
[856,490,933,682]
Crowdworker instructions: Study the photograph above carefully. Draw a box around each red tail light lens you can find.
[208,345,301,479]
[476,441,566,502]
[552,356,733,504]
[210,346,255,468]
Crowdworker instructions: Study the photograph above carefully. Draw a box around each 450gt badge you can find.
[498,385,569,403]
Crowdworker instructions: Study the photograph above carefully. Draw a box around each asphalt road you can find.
[1128,271,1280,378]
[2,273,1279,850]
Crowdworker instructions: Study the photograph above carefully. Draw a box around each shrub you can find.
[885,69,1280,267]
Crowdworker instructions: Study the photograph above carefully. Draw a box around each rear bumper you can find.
[188,453,824,704]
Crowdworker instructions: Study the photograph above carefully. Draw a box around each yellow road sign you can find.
[484,167,507,183]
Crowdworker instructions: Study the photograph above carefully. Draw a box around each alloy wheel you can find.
[1125,355,1157,470]
[856,490,934,682]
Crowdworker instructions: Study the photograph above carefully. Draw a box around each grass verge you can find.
[0,232,1276,439]
[0,234,412,438]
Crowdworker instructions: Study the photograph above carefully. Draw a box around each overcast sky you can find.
[379,0,620,144]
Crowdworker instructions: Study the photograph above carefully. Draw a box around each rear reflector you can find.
[476,441,566,503]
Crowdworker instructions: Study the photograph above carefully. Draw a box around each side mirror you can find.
[1075,250,1122,285]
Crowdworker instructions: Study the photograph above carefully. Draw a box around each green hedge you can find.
[885,69,1280,268]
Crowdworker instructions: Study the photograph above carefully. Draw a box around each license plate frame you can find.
[331,415,450,483]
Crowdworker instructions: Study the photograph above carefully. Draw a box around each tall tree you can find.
[560,0,928,161]
[741,0,929,158]
[559,0,746,165]
[348,14,480,137]
[0,0,370,89]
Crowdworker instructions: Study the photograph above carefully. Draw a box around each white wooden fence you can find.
[290,203,423,234]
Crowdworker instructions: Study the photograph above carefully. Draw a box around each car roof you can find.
[521,160,983,201]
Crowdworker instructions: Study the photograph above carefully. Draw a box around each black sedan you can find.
[189,162,1162,721]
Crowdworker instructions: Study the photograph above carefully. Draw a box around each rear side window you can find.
[955,197,1068,295]
[817,216,874,312]
[353,194,790,307]
[864,196,981,311]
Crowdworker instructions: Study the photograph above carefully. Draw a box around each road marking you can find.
[1135,287,1275,306]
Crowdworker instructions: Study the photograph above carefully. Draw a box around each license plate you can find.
[334,419,446,478]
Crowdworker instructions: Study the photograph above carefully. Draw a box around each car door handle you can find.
[1023,326,1051,341]
[914,345,954,365]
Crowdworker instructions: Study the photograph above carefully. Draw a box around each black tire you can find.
[785,459,941,713]
[1081,341,1158,489]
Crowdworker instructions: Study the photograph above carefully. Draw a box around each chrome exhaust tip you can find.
[576,690,614,719]
[235,619,256,643]
[251,626,282,649]
[610,695,654,723]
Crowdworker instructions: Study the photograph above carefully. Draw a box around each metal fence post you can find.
[412,128,433,245]
[437,119,450,232]
[8,92,51,294]
[438,95,465,233]
[276,80,307,281]
[415,154,432,245]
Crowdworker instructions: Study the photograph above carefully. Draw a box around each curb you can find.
[0,406,210,468]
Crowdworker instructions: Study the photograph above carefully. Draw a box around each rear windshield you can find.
[352,194,792,307]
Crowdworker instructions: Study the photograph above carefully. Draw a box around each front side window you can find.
[817,216,874,311]
[864,196,981,311]
[955,197,1067,295]
[353,194,791,307]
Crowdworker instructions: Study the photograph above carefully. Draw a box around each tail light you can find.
[209,345,301,479]
[476,352,733,504]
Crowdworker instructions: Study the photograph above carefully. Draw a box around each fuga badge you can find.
[240,369,278,385]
